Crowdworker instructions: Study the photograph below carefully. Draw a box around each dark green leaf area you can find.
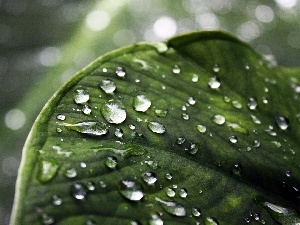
[12,32,300,225]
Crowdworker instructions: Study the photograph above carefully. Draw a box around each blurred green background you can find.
[0,0,299,224]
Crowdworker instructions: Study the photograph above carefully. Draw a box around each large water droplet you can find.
[204,217,219,225]
[208,77,221,89]
[100,79,116,94]
[133,95,151,112]
[148,121,166,134]
[211,115,225,125]
[62,121,109,136]
[155,197,186,217]
[142,171,157,185]
[118,179,144,201]
[275,116,289,130]
[105,156,118,169]
[247,97,258,110]
[52,195,62,206]
[71,183,88,200]
[38,160,59,183]
[116,66,126,77]
[101,99,127,124]
[172,65,180,74]
[74,89,89,104]
[196,124,207,134]
[228,123,248,134]
[286,170,292,177]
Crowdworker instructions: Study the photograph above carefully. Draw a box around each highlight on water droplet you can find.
[155,197,186,217]
[275,116,289,130]
[208,77,221,89]
[133,95,151,112]
[38,160,59,183]
[101,99,127,124]
[118,179,144,201]
[105,156,118,169]
[71,183,88,200]
[74,89,89,104]
[211,114,225,125]
[99,79,116,94]
[148,121,166,134]
[232,100,242,109]
[142,171,157,185]
[116,66,126,77]
[62,121,109,136]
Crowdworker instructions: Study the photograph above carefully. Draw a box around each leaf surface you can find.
[11,31,300,225]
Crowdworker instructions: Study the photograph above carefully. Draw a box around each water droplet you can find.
[82,105,92,115]
[155,109,168,117]
[71,183,87,200]
[196,124,207,134]
[133,95,151,112]
[56,127,62,133]
[182,113,189,120]
[86,181,96,191]
[148,121,166,134]
[188,97,196,105]
[74,89,89,104]
[179,188,188,198]
[192,74,199,82]
[80,162,87,168]
[192,207,201,217]
[229,136,238,143]
[42,214,54,225]
[105,156,118,169]
[232,100,242,109]
[166,188,176,197]
[211,115,225,125]
[186,142,199,155]
[114,128,124,138]
[204,217,219,225]
[172,65,180,74]
[165,173,173,180]
[208,77,221,89]
[56,114,66,121]
[275,116,289,130]
[231,163,242,176]
[213,64,220,73]
[52,195,62,206]
[101,99,126,124]
[253,140,261,148]
[228,123,248,134]
[149,214,164,225]
[129,124,136,130]
[176,137,185,145]
[86,219,96,225]
[223,96,231,103]
[116,66,126,77]
[99,181,107,188]
[142,171,157,185]
[286,171,292,177]
[247,97,258,110]
[155,197,186,217]
[100,79,116,94]
[250,115,261,124]
[62,121,109,136]
[38,160,59,183]
[262,96,268,104]
[118,179,144,201]
[65,168,77,178]
[296,113,300,122]
[265,127,277,136]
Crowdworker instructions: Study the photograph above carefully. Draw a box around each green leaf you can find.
[11,31,300,225]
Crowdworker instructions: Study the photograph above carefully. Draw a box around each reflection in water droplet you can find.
[212,115,225,125]
[155,197,186,217]
[42,214,54,225]
[52,195,62,206]
[247,97,257,110]
[62,121,109,136]
[74,89,89,104]
[101,99,127,124]
[166,188,176,197]
[204,217,219,225]
[172,65,180,74]
[82,105,92,115]
[229,136,238,143]
[133,95,151,112]
[71,183,88,200]
[142,171,157,185]
[118,179,144,201]
[65,168,77,178]
[56,114,66,121]
[208,77,221,89]
[148,121,166,134]
[116,66,126,77]
[196,124,207,133]
[100,79,116,93]
[192,207,201,217]
[105,156,118,169]
[38,160,59,183]
[275,116,289,130]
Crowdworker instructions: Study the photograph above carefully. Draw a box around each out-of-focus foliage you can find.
[0,0,299,224]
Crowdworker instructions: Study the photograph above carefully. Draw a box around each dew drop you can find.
[86,220,96,225]
[116,66,126,77]
[80,162,87,168]
[38,160,59,183]
[204,217,219,225]
[74,89,89,104]
[101,99,126,124]
[182,113,189,120]
[253,140,261,148]
[65,168,77,178]
[186,142,199,155]
[228,123,248,134]
[105,156,118,169]
[229,136,238,143]
[155,109,168,117]
[82,105,92,115]
[250,115,261,124]
[142,171,157,185]
[155,197,186,217]
[211,115,225,125]
[192,74,199,82]
[192,207,201,217]
[99,79,116,94]
[208,77,221,89]
[275,116,289,130]
[231,163,242,176]
[71,183,88,200]
[149,214,164,225]
[42,214,54,225]
[166,188,176,197]
[232,100,242,109]
[172,65,180,74]
[62,121,109,136]
[165,173,173,180]
[133,95,151,112]
[176,137,185,145]
[114,128,124,138]
[286,171,292,177]
[56,114,66,121]
[86,181,96,191]
[148,121,166,134]
[179,188,188,198]
[52,195,62,206]
[213,64,220,73]
[196,124,207,134]
[188,97,196,105]
[118,179,144,201]
[247,97,258,110]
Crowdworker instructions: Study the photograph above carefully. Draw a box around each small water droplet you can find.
[101,99,126,124]
[182,113,189,120]
[133,95,151,112]
[188,97,196,105]
[250,115,261,124]
[74,89,89,104]
[275,116,289,130]
[228,123,248,134]
[142,171,157,185]
[80,162,87,168]
[165,173,173,180]
[213,64,220,73]
[86,181,96,191]
[118,179,144,201]
[129,124,136,130]
[179,188,188,198]
[166,188,176,197]
[232,100,242,109]
[116,66,126,77]
[229,136,238,143]
[262,96,268,104]
[192,207,201,217]
[148,121,166,134]
[42,214,54,225]
[38,160,59,183]
[56,114,66,121]
[186,142,199,155]
[105,156,118,169]
[155,109,168,117]
[208,77,221,89]
[176,137,185,145]
[196,124,207,134]
[211,115,225,125]
[82,105,92,115]
[62,121,109,136]
[65,168,77,178]
[253,140,261,148]
[100,79,116,94]
[52,195,62,206]
[172,65,180,74]
[192,74,199,82]
[286,170,292,177]
[114,128,124,138]
[155,197,186,217]
[86,219,96,225]
[71,183,88,200]
[247,97,258,110]
[99,181,107,188]
[204,217,219,225]
[231,163,242,176]
[149,214,164,225]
